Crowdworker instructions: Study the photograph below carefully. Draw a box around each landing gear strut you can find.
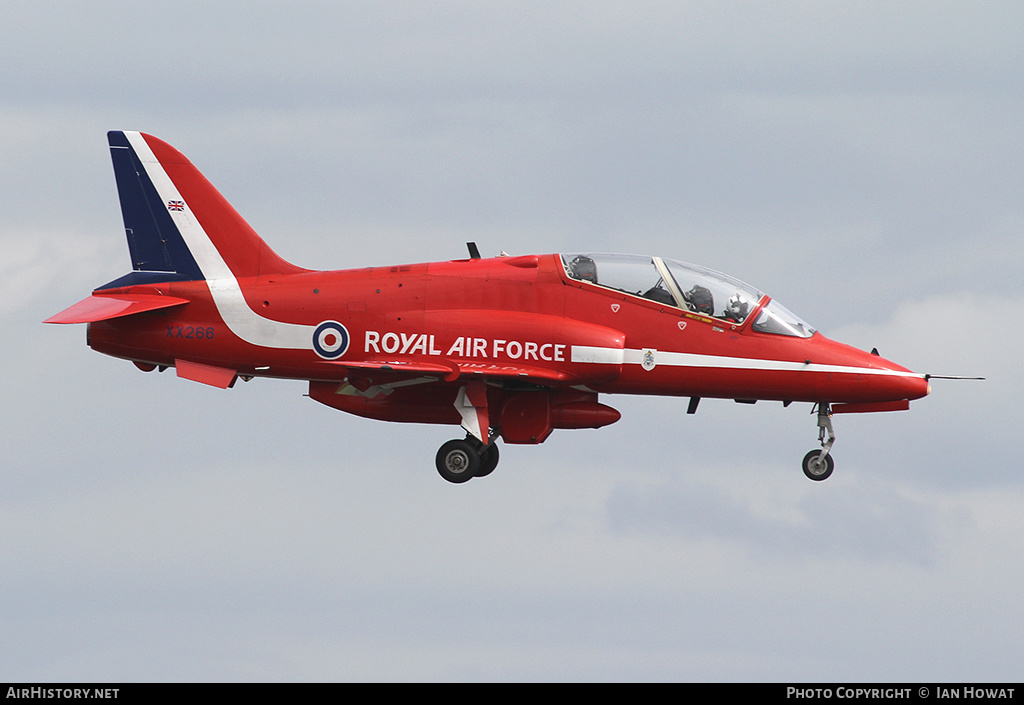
[802,404,835,481]
[435,434,500,484]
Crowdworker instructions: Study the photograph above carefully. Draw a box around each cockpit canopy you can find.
[561,253,816,338]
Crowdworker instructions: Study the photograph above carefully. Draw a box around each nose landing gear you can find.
[802,404,835,481]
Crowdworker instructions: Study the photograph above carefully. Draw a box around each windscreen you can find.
[661,258,762,324]
[561,252,815,336]
[751,299,817,338]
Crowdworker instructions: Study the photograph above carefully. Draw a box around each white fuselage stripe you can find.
[124,132,315,350]
[571,345,924,378]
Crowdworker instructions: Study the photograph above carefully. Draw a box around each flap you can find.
[831,400,911,414]
[332,359,570,386]
[335,359,461,381]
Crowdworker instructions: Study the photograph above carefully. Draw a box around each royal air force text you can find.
[364,331,566,362]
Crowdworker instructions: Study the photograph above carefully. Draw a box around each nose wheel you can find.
[802,449,834,481]
[802,404,835,481]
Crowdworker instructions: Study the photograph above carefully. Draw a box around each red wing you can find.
[332,359,570,386]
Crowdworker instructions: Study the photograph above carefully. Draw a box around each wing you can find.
[332,359,570,385]
[322,359,573,443]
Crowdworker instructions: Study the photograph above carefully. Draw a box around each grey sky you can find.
[2,1,1022,681]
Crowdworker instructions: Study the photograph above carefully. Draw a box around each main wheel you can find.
[436,439,480,484]
[475,443,500,478]
[802,450,835,481]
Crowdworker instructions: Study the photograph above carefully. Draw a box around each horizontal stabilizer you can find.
[44,293,189,324]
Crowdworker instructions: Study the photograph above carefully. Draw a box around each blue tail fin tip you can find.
[105,131,202,284]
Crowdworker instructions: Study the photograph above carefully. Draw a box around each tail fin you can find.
[103,131,305,288]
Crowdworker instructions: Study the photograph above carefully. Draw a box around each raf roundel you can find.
[312,320,350,359]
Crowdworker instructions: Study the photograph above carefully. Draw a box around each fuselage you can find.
[48,130,935,481]
[86,251,929,407]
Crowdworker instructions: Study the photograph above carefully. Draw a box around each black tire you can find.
[475,443,500,478]
[436,439,480,484]
[802,450,835,481]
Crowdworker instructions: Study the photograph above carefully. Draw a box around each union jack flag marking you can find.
[167,200,185,211]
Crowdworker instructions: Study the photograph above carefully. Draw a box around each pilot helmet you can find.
[687,285,714,315]
[569,255,597,283]
[726,293,750,321]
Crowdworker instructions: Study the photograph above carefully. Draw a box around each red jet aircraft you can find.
[47,132,934,483]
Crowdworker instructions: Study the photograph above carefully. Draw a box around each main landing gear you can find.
[435,435,500,484]
[802,403,836,481]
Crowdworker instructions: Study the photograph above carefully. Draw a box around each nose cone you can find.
[885,363,931,401]
[812,335,929,403]
[863,347,931,401]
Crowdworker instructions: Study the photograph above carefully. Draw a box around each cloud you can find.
[0,229,122,319]
[604,470,972,566]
